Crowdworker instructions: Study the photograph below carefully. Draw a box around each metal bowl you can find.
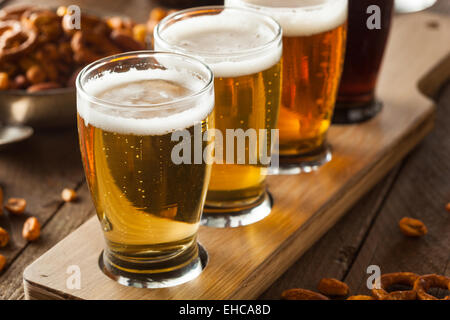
[0,88,76,128]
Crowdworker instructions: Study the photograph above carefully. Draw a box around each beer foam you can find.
[77,68,214,136]
[155,10,282,78]
[227,0,348,37]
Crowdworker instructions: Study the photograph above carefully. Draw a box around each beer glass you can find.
[333,0,394,124]
[227,0,348,174]
[77,51,214,288]
[154,7,282,227]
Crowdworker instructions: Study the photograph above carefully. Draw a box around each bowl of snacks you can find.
[0,5,148,128]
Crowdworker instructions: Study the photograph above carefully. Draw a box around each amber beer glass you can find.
[333,0,394,123]
[155,7,282,227]
[77,52,214,287]
[227,0,348,173]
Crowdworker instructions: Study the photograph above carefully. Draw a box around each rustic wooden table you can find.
[0,0,449,300]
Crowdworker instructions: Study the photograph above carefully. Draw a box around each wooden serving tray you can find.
[23,11,449,300]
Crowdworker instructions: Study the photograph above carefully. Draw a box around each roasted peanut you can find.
[5,198,26,215]
[149,7,167,22]
[281,288,329,300]
[26,65,46,84]
[399,217,428,237]
[318,278,349,297]
[0,72,10,90]
[0,227,9,247]
[0,254,6,273]
[133,24,147,44]
[23,217,40,241]
[56,6,67,17]
[61,188,77,202]
[347,295,375,300]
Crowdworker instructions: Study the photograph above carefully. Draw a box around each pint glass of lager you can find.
[154,7,282,227]
[227,0,348,173]
[77,51,214,288]
[333,0,394,124]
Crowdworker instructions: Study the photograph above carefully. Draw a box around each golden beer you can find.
[155,7,282,227]
[227,0,348,171]
[77,52,214,287]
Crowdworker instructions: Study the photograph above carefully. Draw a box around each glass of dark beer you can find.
[333,0,394,124]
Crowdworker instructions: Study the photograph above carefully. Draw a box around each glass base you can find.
[269,144,332,175]
[332,99,383,124]
[202,191,273,228]
[99,243,208,288]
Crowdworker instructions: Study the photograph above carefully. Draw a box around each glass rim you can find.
[154,5,282,59]
[225,0,347,11]
[76,50,214,111]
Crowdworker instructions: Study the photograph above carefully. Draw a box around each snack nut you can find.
[61,188,77,202]
[5,197,26,214]
[22,216,40,241]
[0,254,6,273]
[317,278,349,297]
[0,227,9,247]
[281,288,329,300]
[398,217,428,237]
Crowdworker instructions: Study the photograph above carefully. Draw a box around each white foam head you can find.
[77,64,214,136]
[154,8,282,78]
[226,0,348,37]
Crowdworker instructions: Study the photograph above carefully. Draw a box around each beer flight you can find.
[76,0,393,288]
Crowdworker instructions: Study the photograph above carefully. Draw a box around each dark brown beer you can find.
[334,0,394,123]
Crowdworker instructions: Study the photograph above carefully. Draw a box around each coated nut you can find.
[22,217,40,241]
[446,202,450,213]
[61,188,77,202]
[0,72,10,90]
[0,227,9,247]
[132,24,147,44]
[5,198,26,215]
[26,65,46,84]
[149,7,167,21]
[281,288,329,300]
[399,217,428,237]
[318,278,349,296]
[0,254,6,273]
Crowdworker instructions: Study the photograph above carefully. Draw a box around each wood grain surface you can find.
[0,0,448,300]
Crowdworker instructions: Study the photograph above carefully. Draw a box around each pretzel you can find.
[371,272,419,300]
[0,6,33,21]
[71,31,120,64]
[0,21,37,60]
[21,9,62,43]
[413,274,450,300]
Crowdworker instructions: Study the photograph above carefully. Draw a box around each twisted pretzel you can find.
[372,272,419,300]
[413,274,450,300]
[0,20,37,60]
[21,9,62,43]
